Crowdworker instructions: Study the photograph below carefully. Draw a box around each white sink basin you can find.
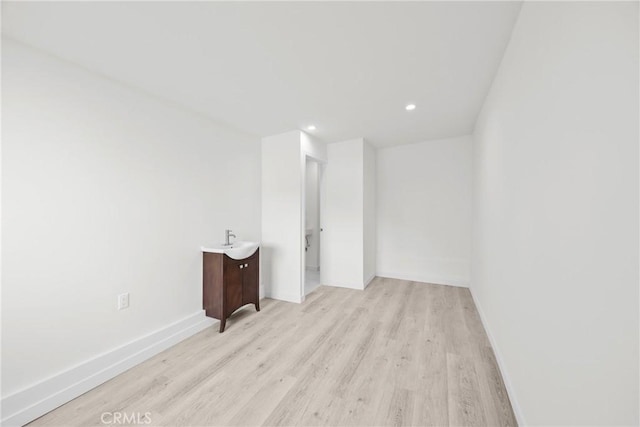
[201,241,259,260]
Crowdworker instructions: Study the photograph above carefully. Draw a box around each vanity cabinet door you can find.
[242,252,259,306]
[223,258,243,315]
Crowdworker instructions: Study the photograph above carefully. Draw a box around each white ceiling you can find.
[2,1,521,147]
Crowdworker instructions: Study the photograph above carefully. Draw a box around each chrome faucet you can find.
[224,229,236,246]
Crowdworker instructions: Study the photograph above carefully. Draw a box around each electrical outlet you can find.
[117,293,130,310]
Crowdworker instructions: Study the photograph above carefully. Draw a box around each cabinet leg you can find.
[255,301,260,312]
[219,318,226,333]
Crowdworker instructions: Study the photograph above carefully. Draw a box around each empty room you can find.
[1,1,638,426]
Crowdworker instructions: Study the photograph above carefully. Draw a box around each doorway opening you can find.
[304,157,322,296]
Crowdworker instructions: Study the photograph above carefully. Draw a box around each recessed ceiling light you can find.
[405,104,416,111]
[307,125,316,131]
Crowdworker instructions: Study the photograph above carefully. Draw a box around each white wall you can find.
[2,38,261,420]
[262,130,326,302]
[304,160,320,270]
[261,131,302,303]
[322,138,375,290]
[377,135,472,286]
[471,3,639,425]
[322,139,364,289]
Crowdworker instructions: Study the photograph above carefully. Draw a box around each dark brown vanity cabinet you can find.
[203,249,260,332]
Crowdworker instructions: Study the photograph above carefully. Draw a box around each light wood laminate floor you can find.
[30,278,517,426]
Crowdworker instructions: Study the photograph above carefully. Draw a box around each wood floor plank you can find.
[225,375,298,426]
[29,278,517,427]
[377,387,414,427]
[475,345,519,427]
[413,283,449,426]
[447,352,488,427]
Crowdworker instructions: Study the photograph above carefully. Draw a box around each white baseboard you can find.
[469,288,526,426]
[376,271,469,288]
[322,281,364,290]
[265,289,302,304]
[319,275,375,291]
[1,311,216,427]
[321,275,376,291]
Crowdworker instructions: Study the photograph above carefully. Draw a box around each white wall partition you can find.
[376,135,472,286]
[322,139,364,289]
[471,2,639,425]
[261,131,303,303]
[322,138,376,290]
